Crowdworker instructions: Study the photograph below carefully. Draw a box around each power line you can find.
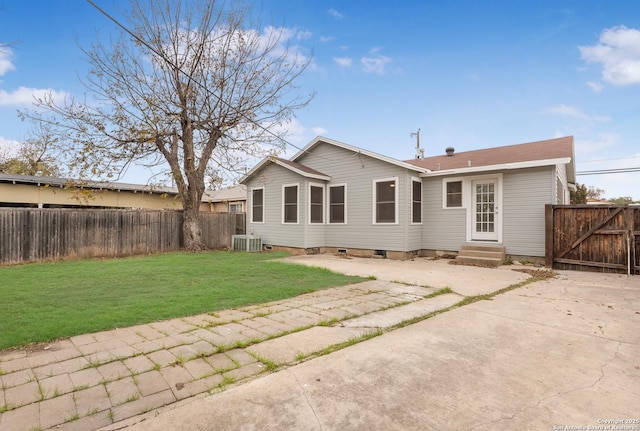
[85,0,320,160]
[577,167,640,176]
[580,155,640,163]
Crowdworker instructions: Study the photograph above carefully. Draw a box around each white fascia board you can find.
[272,159,331,181]
[239,157,270,184]
[419,157,572,177]
[239,156,331,183]
[293,136,431,174]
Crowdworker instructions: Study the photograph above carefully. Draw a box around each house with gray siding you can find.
[240,136,575,261]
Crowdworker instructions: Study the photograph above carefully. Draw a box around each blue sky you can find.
[1,0,639,199]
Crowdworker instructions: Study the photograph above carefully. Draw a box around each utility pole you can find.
[411,129,423,159]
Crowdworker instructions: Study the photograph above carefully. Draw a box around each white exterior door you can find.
[472,179,499,241]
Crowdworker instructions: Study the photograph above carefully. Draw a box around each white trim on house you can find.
[293,136,432,175]
[229,202,243,213]
[410,176,422,225]
[463,173,503,244]
[308,182,325,224]
[372,177,399,225]
[328,183,347,224]
[273,159,331,181]
[249,186,265,224]
[281,183,300,225]
[240,157,331,184]
[421,157,571,177]
[442,177,464,209]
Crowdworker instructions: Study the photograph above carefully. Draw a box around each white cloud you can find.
[0,47,16,76]
[587,81,604,93]
[260,26,312,68]
[361,49,391,74]
[333,57,352,67]
[544,104,610,122]
[328,8,344,19]
[295,29,312,41]
[0,87,68,106]
[319,36,334,43]
[575,132,620,154]
[312,126,328,136]
[579,25,640,85]
[269,118,306,145]
[0,136,22,157]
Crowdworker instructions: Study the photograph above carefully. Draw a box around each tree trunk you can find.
[182,202,203,251]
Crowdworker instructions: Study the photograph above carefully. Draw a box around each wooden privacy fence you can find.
[545,205,640,275]
[0,209,245,265]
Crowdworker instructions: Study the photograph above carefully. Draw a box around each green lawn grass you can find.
[0,251,364,350]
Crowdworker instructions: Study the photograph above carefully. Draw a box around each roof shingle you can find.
[405,136,574,171]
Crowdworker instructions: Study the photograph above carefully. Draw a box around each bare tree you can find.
[21,0,313,250]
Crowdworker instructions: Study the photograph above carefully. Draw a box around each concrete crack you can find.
[473,309,626,344]
[290,369,323,431]
[469,341,622,430]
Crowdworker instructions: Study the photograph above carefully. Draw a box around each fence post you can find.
[545,204,554,268]
[624,207,633,276]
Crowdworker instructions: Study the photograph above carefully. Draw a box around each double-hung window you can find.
[329,185,346,224]
[374,178,398,224]
[283,184,298,224]
[309,184,324,224]
[251,188,264,222]
[445,180,462,208]
[412,179,422,223]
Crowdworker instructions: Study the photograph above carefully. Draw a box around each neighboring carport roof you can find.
[405,136,575,182]
[201,184,247,202]
[0,172,178,194]
[0,172,238,203]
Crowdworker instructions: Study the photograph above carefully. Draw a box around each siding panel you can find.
[502,167,554,257]
[298,143,414,251]
[421,177,466,251]
[246,164,305,248]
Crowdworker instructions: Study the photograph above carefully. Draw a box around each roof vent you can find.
[445,147,455,156]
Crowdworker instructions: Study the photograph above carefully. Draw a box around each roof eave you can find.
[419,157,572,177]
[272,159,331,180]
[293,136,431,174]
[239,157,271,184]
[239,157,332,183]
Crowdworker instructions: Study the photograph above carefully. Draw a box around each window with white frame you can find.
[309,184,324,224]
[229,202,243,213]
[445,180,462,208]
[283,184,298,223]
[329,184,346,224]
[374,178,397,224]
[251,188,264,222]
[412,179,422,223]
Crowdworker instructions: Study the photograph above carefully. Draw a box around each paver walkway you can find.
[0,280,461,431]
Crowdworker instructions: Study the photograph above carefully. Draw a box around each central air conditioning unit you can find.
[231,235,262,252]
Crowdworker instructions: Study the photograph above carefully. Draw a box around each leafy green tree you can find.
[570,183,588,204]
[570,183,608,204]
[0,124,63,177]
[21,0,313,250]
[586,185,605,200]
[608,196,637,205]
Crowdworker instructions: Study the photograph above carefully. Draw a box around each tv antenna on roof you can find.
[411,128,423,159]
